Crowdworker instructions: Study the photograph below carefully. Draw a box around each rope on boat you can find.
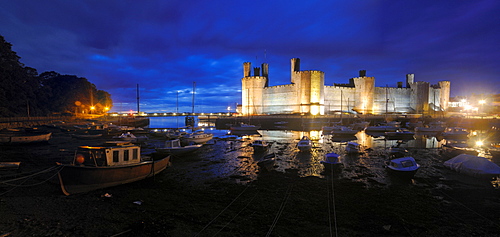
[212,191,260,236]
[419,177,500,229]
[326,167,339,237]
[266,182,293,237]
[0,166,63,196]
[194,183,252,237]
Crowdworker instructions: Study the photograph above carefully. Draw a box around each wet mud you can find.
[1,126,500,236]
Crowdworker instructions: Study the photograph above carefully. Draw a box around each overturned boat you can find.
[57,141,170,195]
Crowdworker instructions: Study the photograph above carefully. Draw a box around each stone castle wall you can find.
[241,58,449,115]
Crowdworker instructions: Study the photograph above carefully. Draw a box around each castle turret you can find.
[241,61,267,115]
[352,71,375,114]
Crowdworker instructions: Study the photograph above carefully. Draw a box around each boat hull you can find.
[386,167,419,179]
[57,156,170,195]
[0,132,52,144]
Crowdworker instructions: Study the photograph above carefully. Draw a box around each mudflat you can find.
[1,126,499,236]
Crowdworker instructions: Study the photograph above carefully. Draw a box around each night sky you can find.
[1,0,499,113]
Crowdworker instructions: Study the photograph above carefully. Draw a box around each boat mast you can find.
[192,82,196,114]
[136,84,140,114]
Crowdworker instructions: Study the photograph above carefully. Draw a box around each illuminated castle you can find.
[241,58,450,115]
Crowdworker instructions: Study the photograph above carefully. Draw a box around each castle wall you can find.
[241,58,449,116]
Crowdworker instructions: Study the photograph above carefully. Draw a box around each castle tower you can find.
[438,81,451,111]
[410,81,430,114]
[241,62,267,115]
[352,71,375,114]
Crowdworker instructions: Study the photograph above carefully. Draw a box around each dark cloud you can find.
[0,0,499,112]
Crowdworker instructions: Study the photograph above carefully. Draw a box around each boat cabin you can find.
[73,141,141,167]
[165,139,182,148]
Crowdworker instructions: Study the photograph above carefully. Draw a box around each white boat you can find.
[251,140,270,152]
[112,132,148,143]
[57,141,170,195]
[155,139,202,156]
[320,152,342,169]
[0,129,52,144]
[442,127,469,139]
[230,122,261,131]
[297,136,312,152]
[330,125,358,136]
[181,131,213,144]
[444,154,500,179]
[345,142,360,154]
[386,156,420,179]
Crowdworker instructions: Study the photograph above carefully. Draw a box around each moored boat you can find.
[384,128,415,140]
[257,153,276,171]
[251,140,270,152]
[155,139,202,156]
[444,154,500,179]
[181,130,214,144]
[320,152,343,170]
[0,129,52,144]
[345,142,360,154]
[386,156,420,179]
[330,125,358,136]
[230,122,261,131]
[297,136,312,152]
[57,141,170,195]
[441,127,469,139]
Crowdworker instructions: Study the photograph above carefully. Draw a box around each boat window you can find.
[400,160,414,167]
[390,162,398,168]
[133,148,138,160]
[124,150,129,161]
[113,150,119,163]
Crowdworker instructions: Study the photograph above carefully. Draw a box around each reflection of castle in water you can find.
[241,58,450,115]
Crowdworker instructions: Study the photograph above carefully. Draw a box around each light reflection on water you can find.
[155,125,499,188]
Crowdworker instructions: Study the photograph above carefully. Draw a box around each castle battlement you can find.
[240,58,449,115]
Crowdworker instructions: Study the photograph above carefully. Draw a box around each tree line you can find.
[0,35,112,117]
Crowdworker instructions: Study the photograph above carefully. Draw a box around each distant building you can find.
[241,58,450,115]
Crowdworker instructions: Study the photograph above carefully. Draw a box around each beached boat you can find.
[0,129,52,144]
[0,162,21,170]
[297,136,312,152]
[330,125,358,136]
[415,125,446,133]
[57,141,170,195]
[442,139,478,157]
[257,153,276,171]
[251,140,270,152]
[441,127,469,139]
[230,122,261,131]
[444,154,500,179]
[181,130,213,144]
[320,152,343,169]
[71,131,103,139]
[365,124,399,133]
[388,146,409,158]
[386,156,420,179]
[384,128,415,140]
[112,132,148,143]
[345,142,360,154]
[155,139,202,156]
[350,121,370,131]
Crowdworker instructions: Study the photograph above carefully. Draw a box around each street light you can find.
[227,106,231,115]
